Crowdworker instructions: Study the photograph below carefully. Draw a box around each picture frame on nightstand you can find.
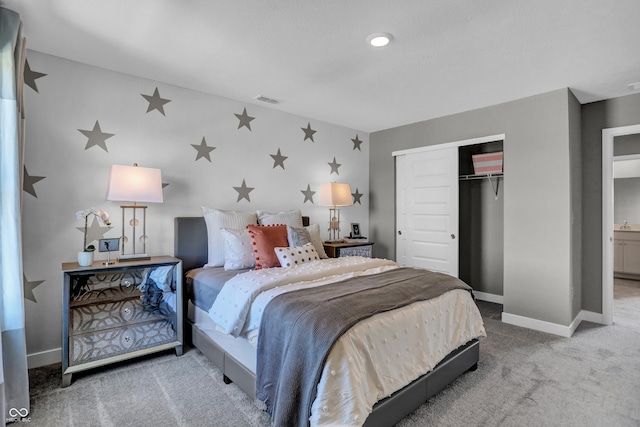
[99,237,120,266]
[350,223,361,237]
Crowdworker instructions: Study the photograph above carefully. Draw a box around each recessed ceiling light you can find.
[367,32,393,48]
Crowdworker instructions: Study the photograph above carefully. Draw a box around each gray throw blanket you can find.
[255,267,473,427]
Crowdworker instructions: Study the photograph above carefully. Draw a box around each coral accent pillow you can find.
[246,224,289,269]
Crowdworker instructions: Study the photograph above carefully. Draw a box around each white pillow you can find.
[220,228,255,270]
[274,243,320,268]
[257,209,303,227]
[202,207,257,268]
[305,223,328,259]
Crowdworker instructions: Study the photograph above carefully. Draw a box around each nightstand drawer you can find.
[323,242,375,258]
[70,294,175,334]
[337,245,373,258]
[69,319,177,366]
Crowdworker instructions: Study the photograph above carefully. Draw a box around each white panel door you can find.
[396,147,459,276]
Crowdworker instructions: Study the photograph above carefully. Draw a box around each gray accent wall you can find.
[371,89,580,327]
[581,93,640,313]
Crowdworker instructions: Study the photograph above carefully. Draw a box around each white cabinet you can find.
[613,231,640,277]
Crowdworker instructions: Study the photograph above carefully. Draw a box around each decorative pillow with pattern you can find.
[246,224,289,269]
[274,243,320,268]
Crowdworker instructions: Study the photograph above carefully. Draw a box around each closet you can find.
[395,137,504,298]
[458,141,504,297]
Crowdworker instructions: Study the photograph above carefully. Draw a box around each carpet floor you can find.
[24,281,640,426]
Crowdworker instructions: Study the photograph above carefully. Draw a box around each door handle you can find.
[398,230,402,235]
[451,234,456,239]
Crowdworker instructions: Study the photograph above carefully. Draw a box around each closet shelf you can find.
[458,172,504,181]
[459,173,503,200]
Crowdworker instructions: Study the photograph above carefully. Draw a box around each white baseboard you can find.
[28,347,61,369]
[502,309,607,338]
[473,291,503,304]
[578,309,604,324]
[502,312,573,337]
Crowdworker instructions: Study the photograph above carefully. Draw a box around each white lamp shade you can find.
[318,182,353,207]
[106,164,163,203]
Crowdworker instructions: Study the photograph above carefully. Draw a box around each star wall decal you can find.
[23,166,45,198]
[24,59,47,93]
[351,134,363,151]
[78,120,115,152]
[162,182,170,189]
[328,157,342,175]
[301,184,316,204]
[234,179,254,202]
[270,148,288,169]
[23,274,45,303]
[191,137,216,162]
[234,107,255,131]
[301,122,316,142]
[76,217,112,248]
[352,188,363,204]
[141,87,171,116]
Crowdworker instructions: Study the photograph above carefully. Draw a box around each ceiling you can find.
[4,0,640,132]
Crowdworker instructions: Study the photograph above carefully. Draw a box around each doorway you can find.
[601,124,640,325]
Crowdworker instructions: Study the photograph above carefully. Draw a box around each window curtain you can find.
[0,7,29,423]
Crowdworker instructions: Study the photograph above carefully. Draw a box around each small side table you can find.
[61,256,183,387]
[323,241,375,258]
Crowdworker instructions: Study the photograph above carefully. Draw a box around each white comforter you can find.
[208,257,486,426]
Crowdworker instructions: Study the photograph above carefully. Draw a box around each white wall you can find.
[22,50,369,367]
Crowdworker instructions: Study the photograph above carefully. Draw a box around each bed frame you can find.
[174,216,479,427]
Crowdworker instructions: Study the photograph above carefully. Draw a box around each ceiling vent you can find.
[254,95,281,105]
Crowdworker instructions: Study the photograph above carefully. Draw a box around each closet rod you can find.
[459,173,502,200]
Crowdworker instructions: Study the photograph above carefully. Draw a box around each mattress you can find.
[187,258,486,425]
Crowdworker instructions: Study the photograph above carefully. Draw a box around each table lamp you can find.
[318,182,353,242]
[105,164,163,261]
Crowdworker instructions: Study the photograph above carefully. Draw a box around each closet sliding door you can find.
[396,147,459,277]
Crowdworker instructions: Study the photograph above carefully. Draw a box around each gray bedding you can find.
[186,267,250,311]
[255,267,473,427]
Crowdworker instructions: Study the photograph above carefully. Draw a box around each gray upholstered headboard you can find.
[174,216,310,272]
[174,217,208,272]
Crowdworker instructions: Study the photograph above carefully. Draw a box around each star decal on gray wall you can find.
[162,182,170,189]
[234,179,254,202]
[270,148,288,169]
[191,137,216,162]
[301,184,316,204]
[23,166,45,198]
[352,188,363,204]
[78,120,115,152]
[301,122,316,142]
[141,87,171,116]
[328,157,342,175]
[235,107,255,131]
[351,134,363,151]
[24,59,47,93]
[23,274,45,303]
[76,217,112,249]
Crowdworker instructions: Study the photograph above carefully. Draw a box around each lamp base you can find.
[117,253,151,262]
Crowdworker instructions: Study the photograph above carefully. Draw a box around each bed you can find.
[174,212,486,426]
